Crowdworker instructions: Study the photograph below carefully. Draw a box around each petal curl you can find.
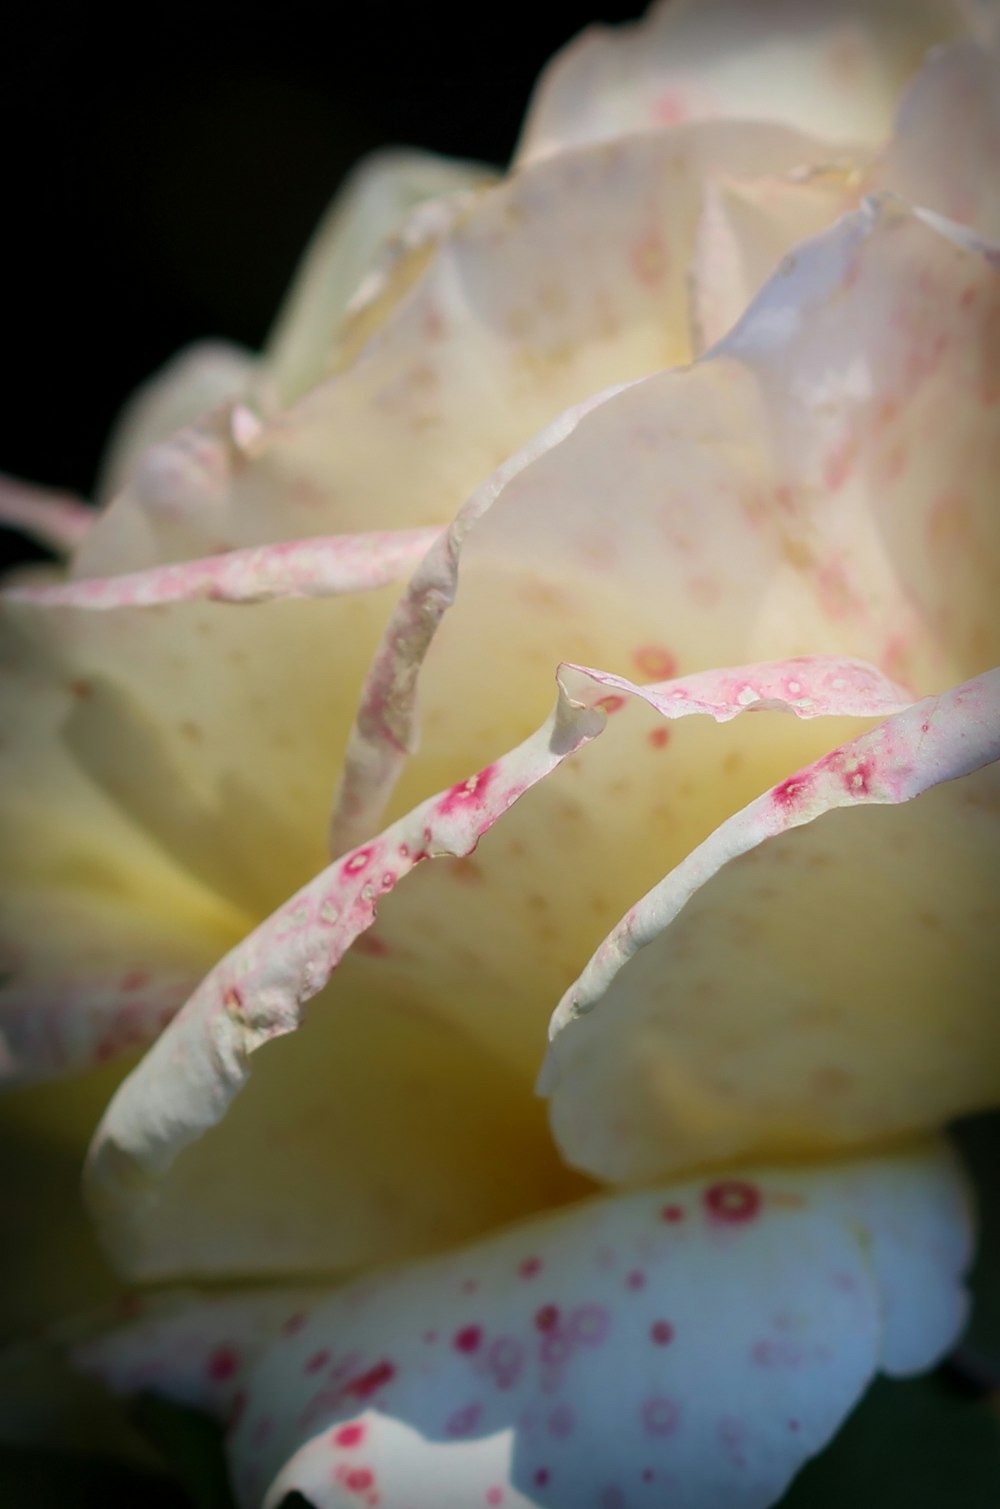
[544,670,1000,1183]
[0,475,94,558]
[516,0,965,164]
[78,1143,971,1509]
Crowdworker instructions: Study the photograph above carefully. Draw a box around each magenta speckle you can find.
[648,726,671,750]
[534,1304,560,1332]
[305,1349,330,1374]
[534,1467,551,1487]
[650,1320,674,1346]
[486,1489,504,1507]
[596,693,627,714]
[519,1256,543,1279]
[634,644,678,680]
[642,1395,681,1437]
[461,1277,480,1295]
[439,763,498,815]
[454,1325,483,1354]
[282,1311,308,1335]
[704,1179,762,1224]
[626,1269,647,1291]
[344,1467,374,1492]
[333,1423,366,1448]
[660,1204,685,1223]
[773,772,813,810]
[788,1417,801,1432]
[487,1336,524,1389]
[343,1359,396,1399]
[548,1403,576,1438]
[344,846,374,875]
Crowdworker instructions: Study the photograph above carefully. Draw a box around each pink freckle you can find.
[334,1423,366,1448]
[207,1345,240,1381]
[601,1487,628,1509]
[446,1402,482,1437]
[534,1467,551,1487]
[650,1320,674,1346]
[823,437,856,492]
[660,1204,685,1223]
[380,871,395,890]
[306,1349,330,1374]
[960,285,978,308]
[439,763,497,814]
[642,1395,681,1437]
[634,644,677,679]
[626,1269,646,1291]
[223,986,243,1012]
[570,1304,611,1345]
[519,1256,543,1279]
[344,1359,396,1399]
[95,1040,116,1062]
[461,1277,480,1294]
[595,694,626,715]
[652,88,688,124]
[788,1418,801,1432]
[282,1311,308,1335]
[454,1325,483,1354]
[704,1180,762,1224]
[345,1468,374,1492]
[773,773,812,811]
[344,847,374,875]
[486,1489,504,1506]
[642,1468,655,1483]
[120,970,149,991]
[548,1403,576,1438]
[398,843,410,857]
[648,727,671,750]
[354,933,391,959]
[535,1304,560,1332]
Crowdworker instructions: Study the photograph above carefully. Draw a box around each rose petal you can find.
[336,196,1000,850]
[516,0,965,164]
[869,37,1000,239]
[0,475,94,557]
[83,679,606,1279]
[543,669,1000,1183]
[77,1143,971,1509]
[3,527,442,610]
[77,122,845,581]
[263,148,497,405]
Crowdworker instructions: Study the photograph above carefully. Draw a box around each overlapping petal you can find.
[77,1142,971,1509]
[516,0,967,163]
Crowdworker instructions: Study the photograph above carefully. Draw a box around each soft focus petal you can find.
[869,37,1000,238]
[516,0,965,164]
[77,1143,972,1509]
[263,148,496,405]
[0,475,94,557]
[544,670,1000,1183]
[93,341,255,512]
[77,123,843,582]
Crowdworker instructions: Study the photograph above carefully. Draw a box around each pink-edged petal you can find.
[77,1143,971,1509]
[263,149,496,405]
[3,527,442,610]
[83,680,606,1279]
[76,122,844,581]
[0,475,94,557]
[870,38,1000,239]
[336,197,1000,852]
[543,670,1000,1184]
[516,0,964,164]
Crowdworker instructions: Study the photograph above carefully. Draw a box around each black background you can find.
[3,2,644,527]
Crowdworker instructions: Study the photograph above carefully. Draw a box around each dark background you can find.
[2,2,644,528]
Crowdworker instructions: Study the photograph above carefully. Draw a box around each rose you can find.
[2,0,999,1503]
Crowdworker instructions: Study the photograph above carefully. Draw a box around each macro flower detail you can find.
[2,1,1000,1506]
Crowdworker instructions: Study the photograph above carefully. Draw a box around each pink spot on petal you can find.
[519,1256,543,1278]
[343,1360,396,1399]
[704,1180,762,1224]
[773,772,813,811]
[282,1311,308,1335]
[534,1467,551,1487]
[548,1403,576,1438]
[305,1349,330,1374]
[634,645,678,679]
[535,1304,560,1332]
[334,1423,366,1448]
[595,694,626,715]
[438,764,498,815]
[446,1402,482,1437]
[626,1269,646,1291]
[650,1320,675,1346]
[454,1325,483,1354]
[642,1395,681,1437]
[206,1346,240,1382]
[345,1467,374,1492]
[486,1490,504,1507]
[660,1204,685,1223]
[647,726,671,750]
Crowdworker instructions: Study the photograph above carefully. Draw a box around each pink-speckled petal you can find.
[3,528,441,610]
[544,669,1000,1184]
[336,197,1000,854]
[0,475,95,558]
[78,1143,970,1509]
[869,38,1000,239]
[76,122,843,581]
[690,167,858,352]
[83,681,606,1280]
[263,149,496,405]
[516,0,965,164]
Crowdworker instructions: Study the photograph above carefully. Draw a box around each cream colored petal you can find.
[93,341,254,511]
[870,37,1000,238]
[336,197,999,854]
[76,1144,971,1509]
[263,149,497,405]
[76,123,840,582]
[516,0,966,164]
[544,670,1000,1184]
